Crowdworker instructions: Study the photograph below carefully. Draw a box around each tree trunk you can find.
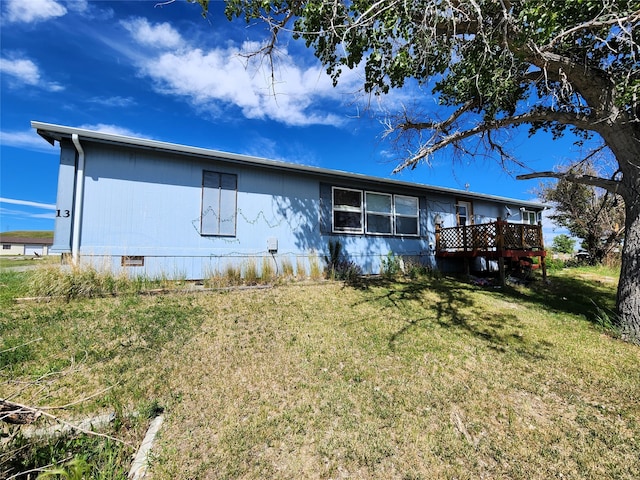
[584,233,602,265]
[599,122,640,344]
[617,190,640,344]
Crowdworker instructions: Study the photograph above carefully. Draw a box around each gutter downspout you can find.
[71,134,85,265]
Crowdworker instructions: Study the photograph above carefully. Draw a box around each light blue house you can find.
[34,121,546,280]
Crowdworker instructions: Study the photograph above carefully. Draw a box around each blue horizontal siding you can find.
[54,141,508,279]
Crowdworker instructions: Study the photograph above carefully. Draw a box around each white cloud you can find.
[142,46,347,127]
[0,55,64,91]
[66,0,89,13]
[88,96,137,107]
[0,130,58,152]
[31,211,57,219]
[0,57,40,84]
[5,0,67,23]
[119,17,357,127]
[78,123,148,139]
[0,197,56,210]
[121,18,183,49]
[0,206,55,221]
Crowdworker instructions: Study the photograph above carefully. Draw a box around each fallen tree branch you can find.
[1,399,40,425]
[0,398,127,445]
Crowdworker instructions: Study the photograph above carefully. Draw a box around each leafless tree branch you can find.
[392,108,599,172]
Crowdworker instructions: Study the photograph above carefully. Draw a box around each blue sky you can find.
[1,0,579,239]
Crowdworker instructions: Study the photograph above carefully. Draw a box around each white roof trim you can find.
[32,120,546,209]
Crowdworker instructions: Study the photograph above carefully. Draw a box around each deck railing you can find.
[435,219,544,253]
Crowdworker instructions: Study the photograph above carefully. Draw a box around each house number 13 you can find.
[56,209,71,218]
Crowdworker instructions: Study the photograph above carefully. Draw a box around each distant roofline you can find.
[31,120,546,210]
[0,236,54,245]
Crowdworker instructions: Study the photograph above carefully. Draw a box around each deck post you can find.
[537,220,545,250]
[435,223,441,251]
[538,221,547,282]
[496,217,506,286]
[462,224,468,252]
[540,252,548,282]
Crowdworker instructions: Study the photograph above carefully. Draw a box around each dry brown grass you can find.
[2,269,639,479]
[149,279,640,479]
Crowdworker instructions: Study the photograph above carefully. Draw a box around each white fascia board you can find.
[31,120,547,210]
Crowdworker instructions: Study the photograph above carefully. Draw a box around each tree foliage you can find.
[207,0,639,170]
[551,234,576,255]
[191,0,640,343]
[541,164,625,264]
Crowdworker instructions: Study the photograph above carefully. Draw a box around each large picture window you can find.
[201,171,237,236]
[332,187,419,236]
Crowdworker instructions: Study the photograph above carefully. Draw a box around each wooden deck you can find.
[435,219,546,281]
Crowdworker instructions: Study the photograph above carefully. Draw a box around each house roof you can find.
[32,120,546,210]
[0,236,54,246]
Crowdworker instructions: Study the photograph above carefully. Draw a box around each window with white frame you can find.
[332,187,419,236]
[395,195,419,235]
[201,171,238,236]
[456,201,472,226]
[333,187,364,233]
[365,192,393,234]
[522,209,537,225]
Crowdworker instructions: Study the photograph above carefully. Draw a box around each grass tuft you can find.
[308,252,322,280]
[295,256,307,279]
[243,259,259,285]
[26,264,136,299]
[280,257,294,279]
[224,263,242,286]
[261,257,275,283]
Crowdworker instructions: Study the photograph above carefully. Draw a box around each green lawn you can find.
[0,230,53,239]
[1,267,638,479]
[0,255,60,269]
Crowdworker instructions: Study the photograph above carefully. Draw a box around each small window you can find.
[366,192,392,234]
[333,187,363,233]
[456,201,472,226]
[522,210,537,225]
[394,195,419,236]
[201,171,237,236]
[3,245,11,250]
[121,256,144,267]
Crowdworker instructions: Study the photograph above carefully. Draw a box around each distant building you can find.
[33,121,546,279]
[0,235,53,256]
